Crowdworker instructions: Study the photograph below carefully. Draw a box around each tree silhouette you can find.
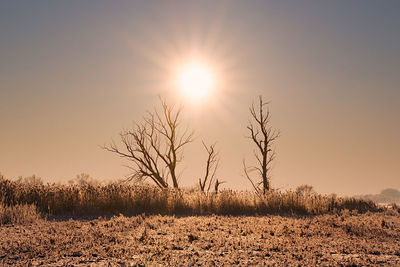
[244,96,280,194]
[104,98,194,189]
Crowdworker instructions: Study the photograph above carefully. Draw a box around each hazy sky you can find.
[1,1,399,195]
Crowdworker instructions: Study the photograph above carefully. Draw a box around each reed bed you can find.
[0,177,379,220]
[0,203,41,225]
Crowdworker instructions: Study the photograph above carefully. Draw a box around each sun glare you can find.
[178,62,215,102]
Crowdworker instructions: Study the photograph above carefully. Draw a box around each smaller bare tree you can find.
[103,98,194,189]
[244,96,280,195]
[296,184,315,197]
[16,175,43,186]
[68,173,100,186]
[199,141,219,194]
[214,179,225,194]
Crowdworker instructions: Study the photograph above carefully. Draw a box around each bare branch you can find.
[199,141,219,194]
[243,159,262,199]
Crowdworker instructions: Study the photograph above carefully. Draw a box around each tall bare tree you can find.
[104,98,194,189]
[199,141,219,194]
[244,96,280,194]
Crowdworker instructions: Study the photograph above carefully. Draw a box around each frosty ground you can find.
[1,211,399,266]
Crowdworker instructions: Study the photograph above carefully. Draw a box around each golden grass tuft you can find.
[0,203,41,225]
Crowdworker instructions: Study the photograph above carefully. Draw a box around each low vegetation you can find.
[1,176,379,223]
[0,203,41,225]
[0,175,397,266]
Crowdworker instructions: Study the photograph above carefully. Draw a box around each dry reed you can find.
[0,177,379,220]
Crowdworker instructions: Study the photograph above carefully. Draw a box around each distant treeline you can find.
[356,188,400,205]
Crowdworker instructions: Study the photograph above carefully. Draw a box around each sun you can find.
[177,62,215,102]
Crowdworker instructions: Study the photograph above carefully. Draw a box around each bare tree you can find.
[295,184,315,197]
[199,141,219,194]
[244,96,280,194]
[104,98,194,189]
[68,173,100,187]
[214,179,225,194]
[16,175,43,186]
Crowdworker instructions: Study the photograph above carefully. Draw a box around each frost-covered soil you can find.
[1,211,399,266]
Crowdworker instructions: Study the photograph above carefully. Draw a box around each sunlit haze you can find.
[177,61,215,102]
[1,1,399,196]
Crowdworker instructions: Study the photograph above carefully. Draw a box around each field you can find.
[1,178,399,265]
[1,211,399,266]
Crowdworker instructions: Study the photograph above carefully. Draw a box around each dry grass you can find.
[0,177,379,219]
[0,211,399,266]
[0,204,41,225]
[0,177,397,265]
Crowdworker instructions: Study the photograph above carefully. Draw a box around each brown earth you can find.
[1,210,399,266]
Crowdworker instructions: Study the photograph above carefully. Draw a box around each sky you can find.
[1,1,399,196]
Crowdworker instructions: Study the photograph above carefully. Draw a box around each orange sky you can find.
[1,1,399,195]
